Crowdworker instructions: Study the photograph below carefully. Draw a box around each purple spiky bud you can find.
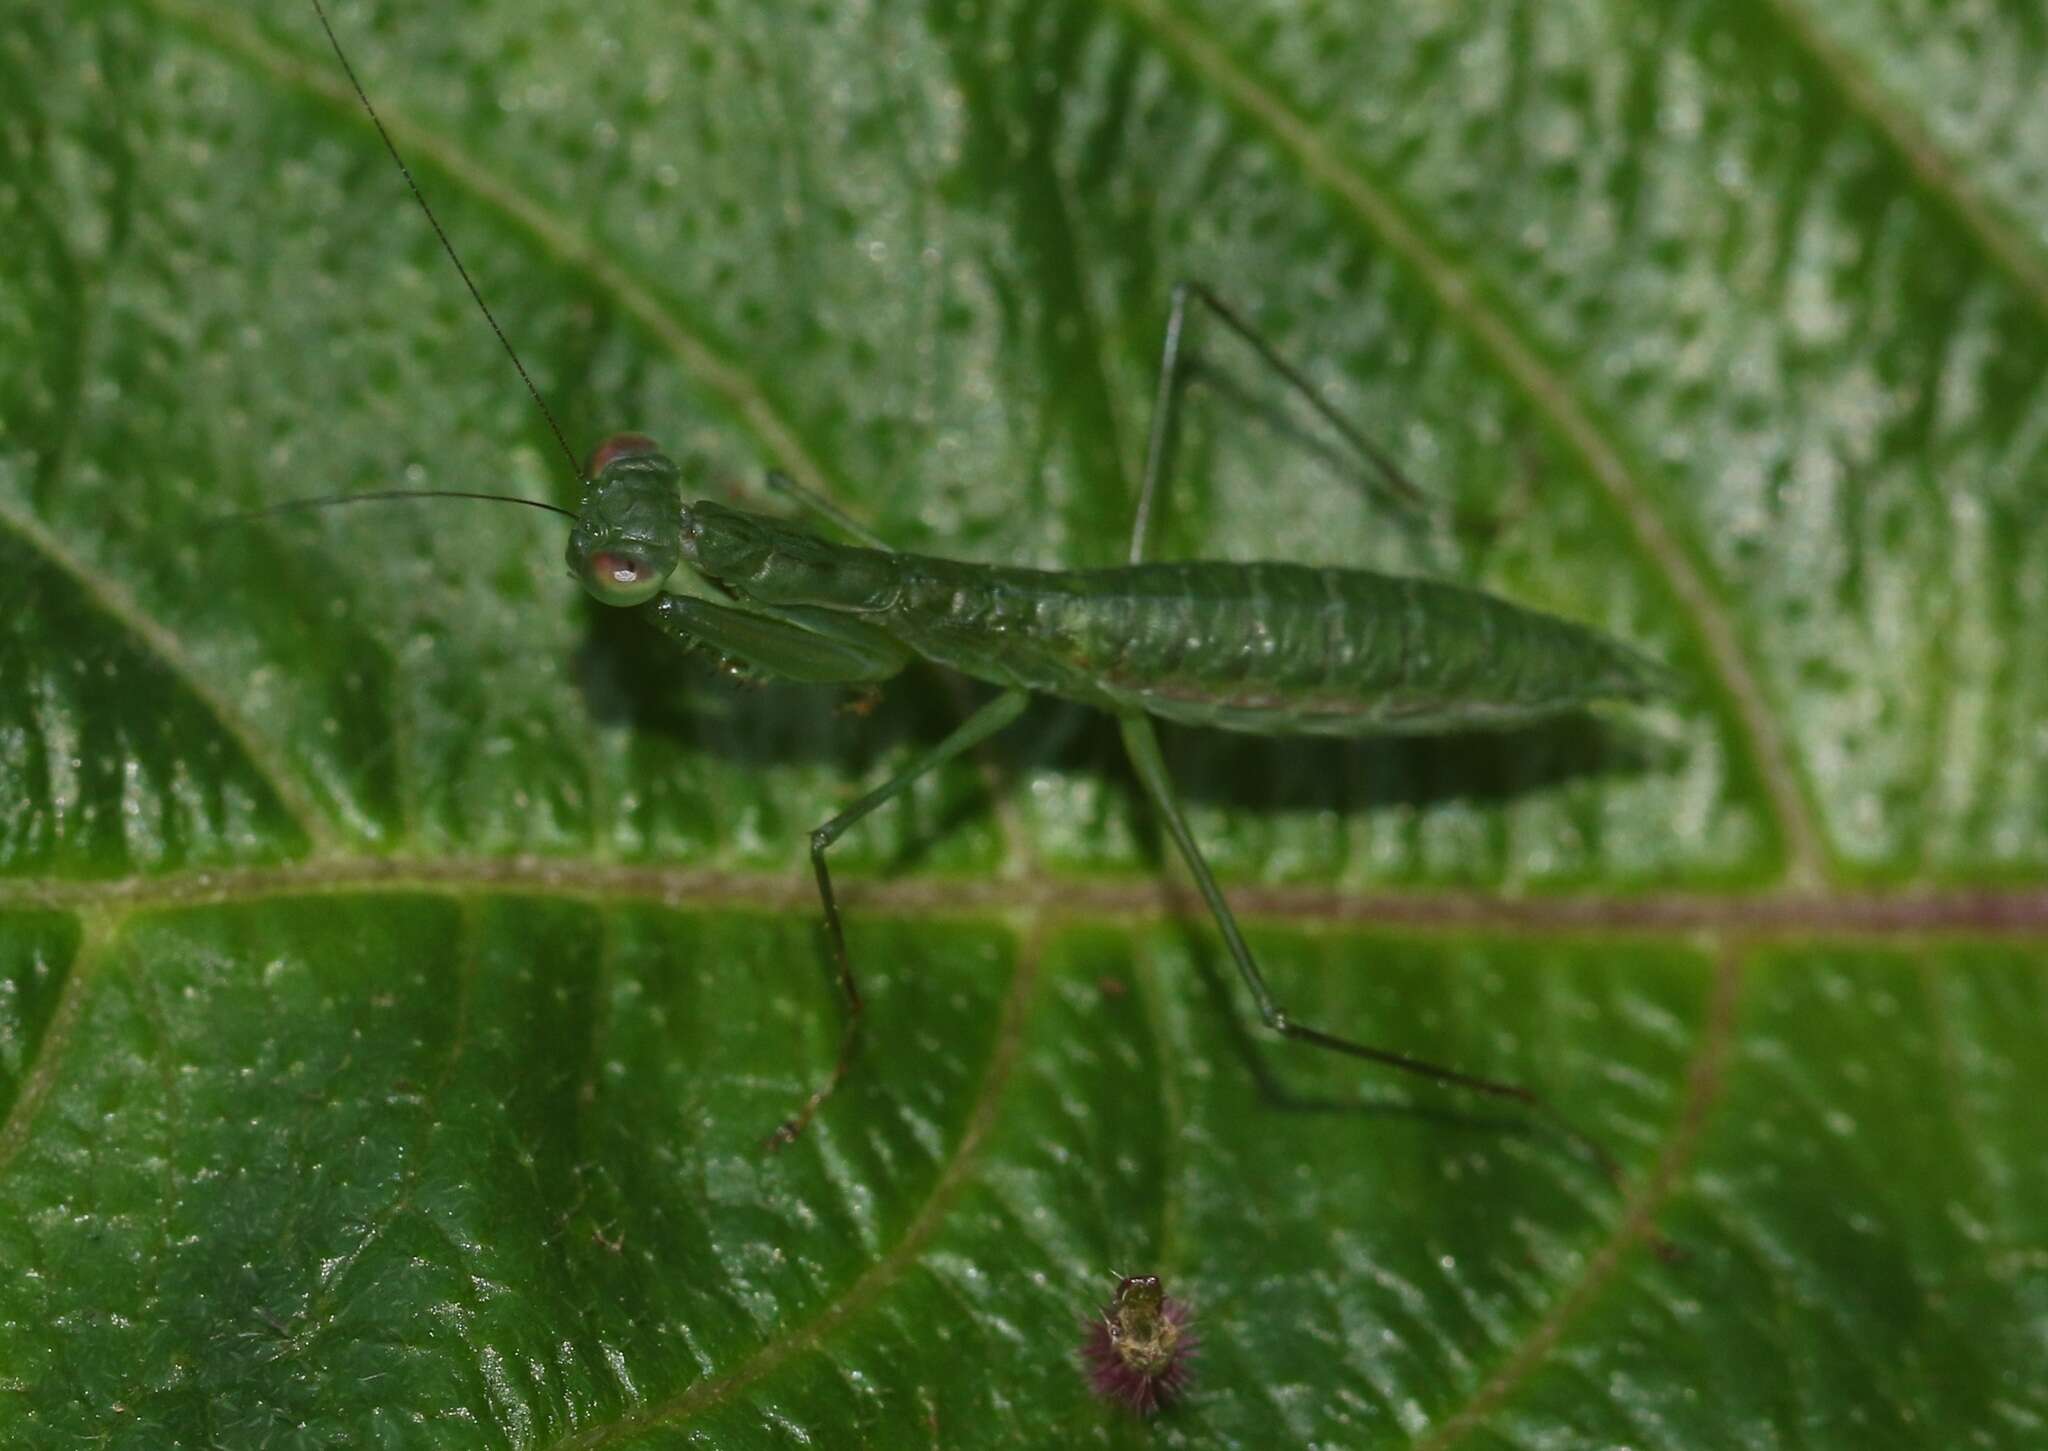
[1080,1274,1197,1415]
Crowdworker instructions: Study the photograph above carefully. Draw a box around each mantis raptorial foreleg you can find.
[767,687,1032,1150]
[649,594,911,684]
[1128,280,1429,566]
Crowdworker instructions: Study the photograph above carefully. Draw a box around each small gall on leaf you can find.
[1080,1273,1197,1416]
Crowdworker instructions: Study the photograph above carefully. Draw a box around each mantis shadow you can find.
[1011,695,1669,818]
[570,594,1669,878]
[569,597,940,774]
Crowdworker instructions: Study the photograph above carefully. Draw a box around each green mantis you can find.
[292,0,1670,1170]
[560,402,1666,1159]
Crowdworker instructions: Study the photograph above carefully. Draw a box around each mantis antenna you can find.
[307,0,585,490]
[228,490,577,525]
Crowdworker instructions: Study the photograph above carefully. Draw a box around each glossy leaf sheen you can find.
[2,1,2044,1446]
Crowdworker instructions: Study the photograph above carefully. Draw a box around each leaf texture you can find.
[1,0,2044,1445]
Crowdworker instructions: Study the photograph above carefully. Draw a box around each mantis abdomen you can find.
[876,555,1670,737]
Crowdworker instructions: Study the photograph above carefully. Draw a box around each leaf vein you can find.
[1760,0,2048,325]
[0,916,113,1186]
[0,499,332,853]
[546,921,1046,1449]
[148,0,844,511]
[1414,945,1745,1451]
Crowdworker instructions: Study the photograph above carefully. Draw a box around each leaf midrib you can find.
[7,858,2048,939]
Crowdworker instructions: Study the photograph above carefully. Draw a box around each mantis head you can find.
[568,433,685,607]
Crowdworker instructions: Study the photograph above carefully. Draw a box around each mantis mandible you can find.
[287,0,1671,1171]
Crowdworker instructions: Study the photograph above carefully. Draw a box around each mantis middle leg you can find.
[768,688,1032,1149]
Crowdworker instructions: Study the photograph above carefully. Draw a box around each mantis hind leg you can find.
[1127,281,1429,564]
[768,689,1032,1150]
[1114,710,1623,1183]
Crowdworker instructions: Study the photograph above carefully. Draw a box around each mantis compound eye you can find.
[581,550,667,607]
[565,443,682,605]
[584,432,662,480]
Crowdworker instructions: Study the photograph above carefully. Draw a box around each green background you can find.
[3,0,2045,1445]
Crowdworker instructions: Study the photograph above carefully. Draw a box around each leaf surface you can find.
[2,1,2044,1445]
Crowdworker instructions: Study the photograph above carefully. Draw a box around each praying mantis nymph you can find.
[281,0,1673,1170]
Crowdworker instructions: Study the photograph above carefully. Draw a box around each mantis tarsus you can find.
[289,0,1671,1173]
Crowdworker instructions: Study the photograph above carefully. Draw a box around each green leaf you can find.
[3,0,2044,1445]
